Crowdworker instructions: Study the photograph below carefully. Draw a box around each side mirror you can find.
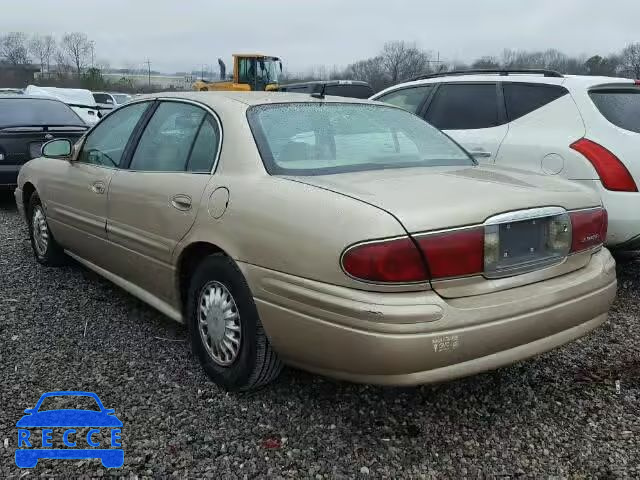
[42,139,73,159]
[104,408,115,415]
[24,408,35,414]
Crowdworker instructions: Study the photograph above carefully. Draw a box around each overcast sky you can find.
[3,0,638,73]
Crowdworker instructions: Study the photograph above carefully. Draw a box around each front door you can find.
[423,82,509,163]
[44,101,152,263]
[106,100,221,304]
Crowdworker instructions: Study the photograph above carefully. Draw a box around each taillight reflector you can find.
[570,208,607,253]
[341,237,428,283]
[570,138,638,192]
[417,228,484,279]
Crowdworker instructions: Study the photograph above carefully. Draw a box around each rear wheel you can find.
[187,255,283,391]
[28,193,65,266]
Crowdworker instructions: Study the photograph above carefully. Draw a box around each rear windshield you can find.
[590,89,640,134]
[0,98,84,127]
[248,103,473,176]
[323,85,374,99]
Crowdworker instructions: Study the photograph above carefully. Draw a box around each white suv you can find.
[372,69,640,250]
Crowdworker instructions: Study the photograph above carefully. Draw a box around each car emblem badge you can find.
[44,134,53,140]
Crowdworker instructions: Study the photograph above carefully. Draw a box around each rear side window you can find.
[324,84,374,99]
[503,83,568,122]
[130,102,205,172]
[93,93,114,104]
[590,89,640,134]
[187,116,220,172]
[376,86,433,113]
[425,83,500,130]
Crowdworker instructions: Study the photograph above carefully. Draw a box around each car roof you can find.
[0,95,66,102]
[142,91,381,107]
[281,80,371,88]
[374,73,636,97]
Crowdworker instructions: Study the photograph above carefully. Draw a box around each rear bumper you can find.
[242,249,617,385]
[0,165,20,187]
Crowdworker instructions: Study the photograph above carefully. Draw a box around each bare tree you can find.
[54,49,73,76]
[344,56,387,91]
[0,32,30,65]
[380,41,431,83]
[60,32,92,75]
[29,34,56,72]
[621,43,640,78]
[471,56,500,69]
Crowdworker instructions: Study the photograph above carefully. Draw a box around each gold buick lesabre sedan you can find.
[15,92,616,391]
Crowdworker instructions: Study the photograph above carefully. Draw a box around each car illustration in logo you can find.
[15,391,123,468]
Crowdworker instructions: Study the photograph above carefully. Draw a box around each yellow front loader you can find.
[193,54,282,92]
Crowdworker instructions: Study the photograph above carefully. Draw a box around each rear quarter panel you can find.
[175,174,421,292]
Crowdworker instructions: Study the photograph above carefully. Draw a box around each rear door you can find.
[423,82,508,162]
[106,99,221,303]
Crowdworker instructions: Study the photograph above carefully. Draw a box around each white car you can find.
[372,69,640,250]
[92,91,132,112]
[24,85,101,125]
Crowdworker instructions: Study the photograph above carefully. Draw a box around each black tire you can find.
[27,193,66,266]
[187,254,283,391]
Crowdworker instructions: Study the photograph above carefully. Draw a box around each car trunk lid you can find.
[288,165,603,298]
[0,126,86,165]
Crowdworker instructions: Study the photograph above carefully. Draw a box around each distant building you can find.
[102,72,195,90]
[0,63,40,88]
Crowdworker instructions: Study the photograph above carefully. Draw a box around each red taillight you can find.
[341,237,428,283]
[342,227,485,283]
[417,227,484,279]
[570,138,638,192]
[570,208,607,253]
[635,80,640,85]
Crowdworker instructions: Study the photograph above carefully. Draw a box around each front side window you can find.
[376,85,433,113]
[425,83,500,130]
[78,101,150,167]
[590,88,640,134]
[129,102,205,172]
[248,103,473,176]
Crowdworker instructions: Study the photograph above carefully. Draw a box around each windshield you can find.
[261,58,280,84]
[238,57,280,89]
[590,89,640,134]
[248,103,473,176]
[0,98,85,127]
[113,94,131,104]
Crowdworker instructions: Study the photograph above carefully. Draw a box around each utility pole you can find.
[90,41,95,68]
[145,58,151,86]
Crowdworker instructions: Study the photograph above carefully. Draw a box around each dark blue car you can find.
[15,391,123,468]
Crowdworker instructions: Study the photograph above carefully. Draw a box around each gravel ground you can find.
[0,191,638,479]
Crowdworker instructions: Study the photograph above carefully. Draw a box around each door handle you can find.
[91,181,106,194]
[469,150,492,159]
[171,194,192,211]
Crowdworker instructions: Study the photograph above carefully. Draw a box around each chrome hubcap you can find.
[32,206,49,257]
[198,281,241,366]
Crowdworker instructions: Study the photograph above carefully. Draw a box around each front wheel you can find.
[28,193,65,266]
[187,255,283,391]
